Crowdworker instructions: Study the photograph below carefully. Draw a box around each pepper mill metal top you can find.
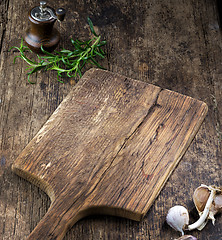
[30,1,66,22]
[25,1,66,53]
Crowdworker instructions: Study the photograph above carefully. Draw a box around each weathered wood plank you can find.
[0,0,221,240]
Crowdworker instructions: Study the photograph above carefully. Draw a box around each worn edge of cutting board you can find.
[11,68,208,240]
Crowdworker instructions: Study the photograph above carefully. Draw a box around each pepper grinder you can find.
[25,1,66,53]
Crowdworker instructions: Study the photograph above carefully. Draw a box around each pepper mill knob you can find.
[40,1,47,8]
[56,8,66,21]
[24,1,66,53]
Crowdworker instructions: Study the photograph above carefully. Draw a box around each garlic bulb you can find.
[166,205,189,235]
[174,235,197,240]
[167,184,221,235]
[192,184,222,230]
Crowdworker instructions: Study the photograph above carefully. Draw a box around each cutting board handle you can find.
[27,199,81,240]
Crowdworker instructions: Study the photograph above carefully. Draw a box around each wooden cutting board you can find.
[12,68,208,240]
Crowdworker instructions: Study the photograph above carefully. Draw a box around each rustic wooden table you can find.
[0,0,221,239]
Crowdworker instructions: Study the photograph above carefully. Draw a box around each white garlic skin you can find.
[213,194,222,214]
[166,205,189,235]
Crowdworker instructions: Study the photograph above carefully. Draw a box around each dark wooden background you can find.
[0,0,221,239]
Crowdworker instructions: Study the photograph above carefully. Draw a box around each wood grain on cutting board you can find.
[12,68,208,240]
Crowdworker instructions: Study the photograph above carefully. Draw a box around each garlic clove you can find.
[211,192,222,216]
[193,185,210,213]
[207,193,222,225]
[166,205,189,235]
[192,184,222,227]
[174,235,197,240]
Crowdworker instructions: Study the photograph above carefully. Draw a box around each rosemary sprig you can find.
[10,18,107,84]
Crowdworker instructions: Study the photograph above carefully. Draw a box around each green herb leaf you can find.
[87,17,98,37]
[10,18,107,83]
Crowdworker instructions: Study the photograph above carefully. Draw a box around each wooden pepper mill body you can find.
[25,9,60,53]
[25,2,65,53]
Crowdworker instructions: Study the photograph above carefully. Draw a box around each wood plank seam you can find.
[0,0,9,54]
[85,87,163,198]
